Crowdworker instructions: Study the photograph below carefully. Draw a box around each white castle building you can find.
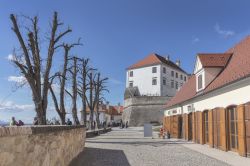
[123,53,188,126]
[126,53,188,97]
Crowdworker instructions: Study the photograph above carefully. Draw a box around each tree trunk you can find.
[71,57,80,125]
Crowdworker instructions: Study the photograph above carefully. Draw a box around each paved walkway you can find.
[70,127,250,166]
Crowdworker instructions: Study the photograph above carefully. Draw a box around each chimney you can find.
[165,55,170,61]
[176,60,180,67]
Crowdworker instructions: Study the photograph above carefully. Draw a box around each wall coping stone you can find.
[0,125,85,137]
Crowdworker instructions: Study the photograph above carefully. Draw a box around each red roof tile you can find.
[205,36,250,93]
[198,53,232,67]
[127,53,187,73]
[166,36,250,108]
[166,75,196,107]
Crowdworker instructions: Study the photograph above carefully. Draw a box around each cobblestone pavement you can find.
[70,127,229,166]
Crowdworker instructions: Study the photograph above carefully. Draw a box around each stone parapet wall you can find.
[0,125,86,166]
[124,96,171,108]
[123,96,171,126]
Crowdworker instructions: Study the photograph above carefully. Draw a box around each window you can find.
[180,74,183,80]
[152,67,157,73]
[163,67,166,74]
[176,72,178,78]
[180,83,183,87]
[171,80,174,88]
[228,106,238,150]
[204,110,209,143]
[163,78,166,85]
[129,71,133,77]
[152,78,157,85]
[198,74,203,90]
[171,71,174,77]
[175,81,178,89]
[129,81,133,87]
[184,76,186,81]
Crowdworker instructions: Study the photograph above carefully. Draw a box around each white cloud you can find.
[6,53,26,65]
[214,23,235,38]
[8,76,27,84]
[0,101,34,113]
[6,54,16,61]
[192,37,200,44]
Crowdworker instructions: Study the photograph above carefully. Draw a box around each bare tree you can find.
[49,42,81,124]
[66,56,80,125]
[85,71,108,129]
[94,73,108,129]
[85,71,95,129]
[10,12,72,124]
[77,58,90,126]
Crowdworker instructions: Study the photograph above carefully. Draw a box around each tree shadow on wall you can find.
[69,147,130,166]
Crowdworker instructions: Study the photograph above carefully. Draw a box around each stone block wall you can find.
[0,125,86,166]
[122,96,171,126]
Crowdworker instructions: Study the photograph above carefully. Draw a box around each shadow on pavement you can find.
[69,147,130,166]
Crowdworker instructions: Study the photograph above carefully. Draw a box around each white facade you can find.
[165,76,250,116]
[165,53,250,116]
[126,64,188,97]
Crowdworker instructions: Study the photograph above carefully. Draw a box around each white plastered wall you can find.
[165,76,250,116]
[127,65,161,96]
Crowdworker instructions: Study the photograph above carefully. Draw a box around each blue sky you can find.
[1,0,250,123]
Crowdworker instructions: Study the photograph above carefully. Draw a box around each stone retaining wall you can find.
[122,96,171,126]
[0,125,86,166]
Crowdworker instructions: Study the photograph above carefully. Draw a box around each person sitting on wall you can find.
[17,120,24,126]
[66,118,72,125]
[9,117,18,126]
[33,117,38,125]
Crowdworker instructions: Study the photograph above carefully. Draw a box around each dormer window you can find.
[198,74,203,90]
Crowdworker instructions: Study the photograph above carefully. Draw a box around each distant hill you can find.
[0,120,8,126]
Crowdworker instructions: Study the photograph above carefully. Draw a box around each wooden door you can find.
[192,112,196,142]
[208,110,214,147]
[183,114,188,140]
[188,113,193,141]
[196,112,200,143]
[228,106,238,152]
[179,116,183,138]
[245,103,250,157]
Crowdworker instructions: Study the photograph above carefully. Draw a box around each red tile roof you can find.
[198,53,232,67]
[166,75,196,107]
[127,53,187,73]
[166,36,250,108]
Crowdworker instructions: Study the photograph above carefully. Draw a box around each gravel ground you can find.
[70,127,229,166]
